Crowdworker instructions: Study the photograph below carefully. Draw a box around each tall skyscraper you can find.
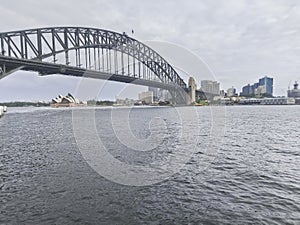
[259,76,273,96]
[201,80,220,95]
[148,87,159,102]
[241,84,251,96]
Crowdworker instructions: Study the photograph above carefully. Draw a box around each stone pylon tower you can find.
[188,77,196,104]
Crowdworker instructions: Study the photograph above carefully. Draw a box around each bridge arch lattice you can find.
[0,27,187,90]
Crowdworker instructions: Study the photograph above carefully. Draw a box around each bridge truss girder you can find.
[0,27,186,89]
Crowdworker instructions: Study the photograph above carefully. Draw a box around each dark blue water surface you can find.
[0,106,299,224]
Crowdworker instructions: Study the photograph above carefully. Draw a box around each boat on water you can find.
[3,106,7,112]
[194,103,203,106]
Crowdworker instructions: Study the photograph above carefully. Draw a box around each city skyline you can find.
[1,0,300,101]
[0,73,290,103]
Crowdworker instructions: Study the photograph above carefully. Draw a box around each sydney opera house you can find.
[51,93,81,107]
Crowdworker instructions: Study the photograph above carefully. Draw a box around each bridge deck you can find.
[0,55,187,91]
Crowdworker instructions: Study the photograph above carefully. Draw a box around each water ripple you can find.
[0,106,299,224]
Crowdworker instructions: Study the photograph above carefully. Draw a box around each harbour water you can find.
[0,106,299,224]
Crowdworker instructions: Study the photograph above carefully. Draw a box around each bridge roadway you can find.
[0,55,187,92]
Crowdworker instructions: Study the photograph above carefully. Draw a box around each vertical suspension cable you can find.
[138,61,141,78]
[147,66,149,80]
[94,47,96,70]
[127,50,130,76]
[75,48,78,67]
[78,49,81,68]
[133,44,136,77]
[98,46,100,71]
[109,49,112,73]
[85,47,88,69]
[121,47,124,75]
[106,48,109,72]
[114,49,118,74]
[102,47,104,72]
[88,46,91,69]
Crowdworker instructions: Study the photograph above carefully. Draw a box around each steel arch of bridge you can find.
[0,27,187,90]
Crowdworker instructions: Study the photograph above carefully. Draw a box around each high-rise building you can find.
[201,80,220,95]
[241,84,251,96]
[147,87,172,102]
[227,87,237,97]
[148,87,159,102]
[138,91,153,104]
[220,90,225,97]
[259,76,273,96]
[240,76,273,97]
[252,83,259,93]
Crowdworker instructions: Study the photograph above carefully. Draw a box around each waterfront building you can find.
[115,97,136,106]
[240,76,273,97]
[250,83,259,95]
[239,97,295,105]
[227,87,237,97]
[254,85,264,96]
[51,93,80,107]
[52,94,64,104]
[239,98,262,105]
[138,91,153,104]
[220,98,233,105]
[288,81,300,98]
[201,80,220,95]
[148,87,160,102]
[241,84,252,96]
[158,89,172,102]
[220,90,226,97]
[260,97,295,105]
[147,87,172,102]
[252,82,259,90]
[288,81,300,104]
[259,76,273,96]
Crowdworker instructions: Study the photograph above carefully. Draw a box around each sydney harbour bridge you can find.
[0,27,195,104]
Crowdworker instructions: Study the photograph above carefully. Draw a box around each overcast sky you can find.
[1,0,300,101]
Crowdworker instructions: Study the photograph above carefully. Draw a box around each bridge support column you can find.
[187,77,197,105]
